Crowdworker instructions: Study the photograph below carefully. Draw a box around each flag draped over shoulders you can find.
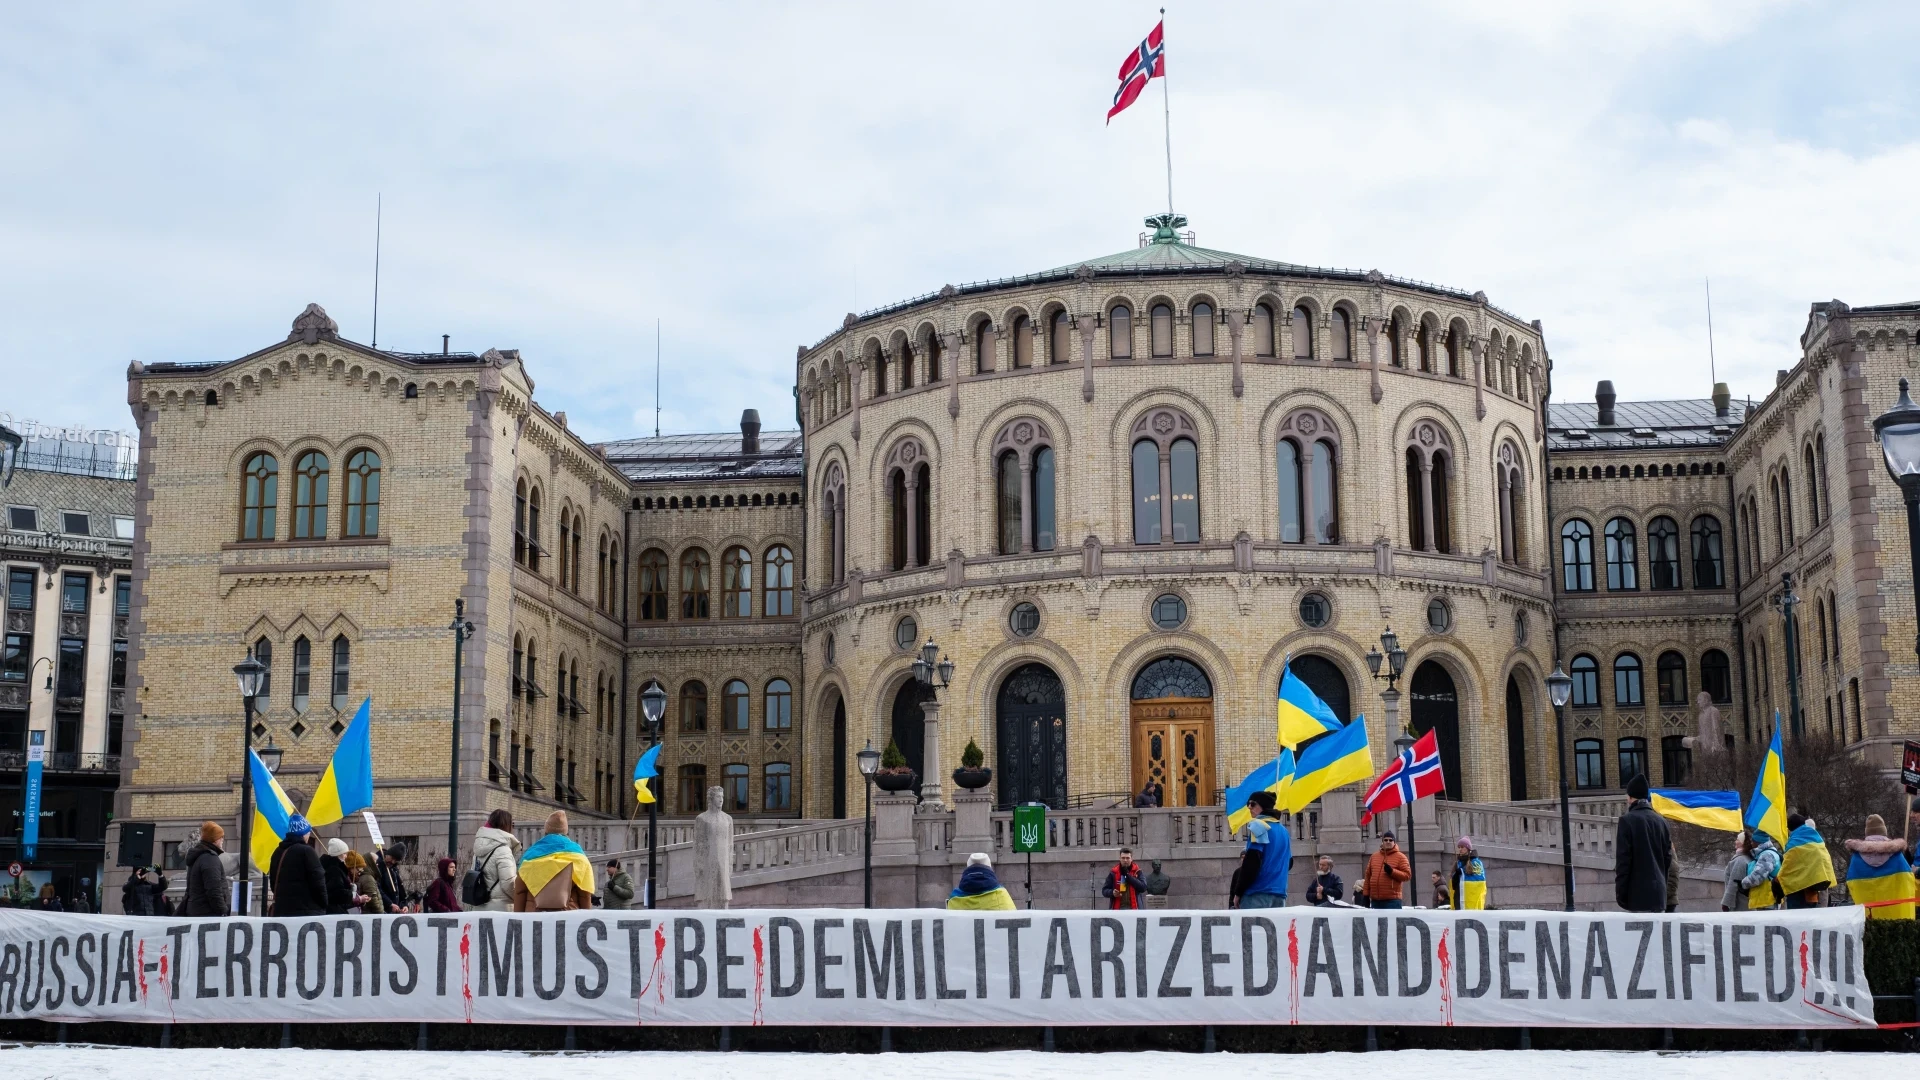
[947,865,1015,910]
[518,833,596,896]
[1845,848,1916,920]
[1778,822,1836,895]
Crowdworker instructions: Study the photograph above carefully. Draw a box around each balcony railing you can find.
[0,751,121,774]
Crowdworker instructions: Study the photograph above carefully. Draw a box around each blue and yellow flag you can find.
[1281,715,1372,814]
[249,747,297,874]
[1778,821,1836,896]
[306,698,374,827]
[1277,659,1343,749]
[518,832,597,896]
[1224,748,1294,832]
[1650,788,1743,832]
[1743,714,1787,845]
[632,744,661,804]
[1845,850,1917,921]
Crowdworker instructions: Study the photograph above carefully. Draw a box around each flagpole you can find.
[1159,7,1173,215]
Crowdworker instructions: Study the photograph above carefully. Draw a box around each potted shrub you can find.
[872,738,918,792]
[952,738,992,789]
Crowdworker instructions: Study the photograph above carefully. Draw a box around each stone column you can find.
[1381,687,1402,747]
[1366,315,1384,404]
[904,472,920,569]
[850,357,864,442]
[1225,308,1245,398]
[1020,455,1035,553]
[1470,338,1487,420]
[1419,457,1437,552]
[1158,446,1174,543]
[1499,470,1516,562]
[831,494,845,583]
[918,696,944,810]
[1079,318,1097,403]
[943,331,962,419]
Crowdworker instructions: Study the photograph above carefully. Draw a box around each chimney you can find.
[442,334,449,356]
[1712,382,1730,419]
[741,409,762,455]
[1595,380,1616,427]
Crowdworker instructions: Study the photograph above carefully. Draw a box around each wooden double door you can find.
[1129,697,1215,807]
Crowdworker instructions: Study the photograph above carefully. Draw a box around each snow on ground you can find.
[0,1047,1879,1078]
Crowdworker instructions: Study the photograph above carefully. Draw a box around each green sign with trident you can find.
[1012,803,1047,853]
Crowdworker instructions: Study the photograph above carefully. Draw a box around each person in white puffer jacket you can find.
[468,808,521,911]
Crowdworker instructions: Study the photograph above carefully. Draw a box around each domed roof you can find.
[1037,213,1307,276]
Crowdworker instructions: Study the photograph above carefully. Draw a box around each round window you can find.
[1150,593,1188,630]
[1009,602,1040,638]
[895,615,918,652]
[824,633,836,665]
[1426,597,1451,634]
[1514,611,1529,645]
[1298,592,1331,628]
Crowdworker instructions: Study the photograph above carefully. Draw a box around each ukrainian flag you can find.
[1277,660,1342,749]
[305,698,375,827]
[1224,747,1294,833]
[1650,788,1744,832]
[1743,715,1788,845]
[249,747,297,874]
[1281,715,1372,814]
[1779,821,1837,896]
[632,743,661,804]
[1845,850,1917,921]
[518,832,597,897]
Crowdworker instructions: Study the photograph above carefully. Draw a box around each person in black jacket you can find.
[181,821,231,917]
[373,848,408,912]
[267,815,328,917]
[1306,854,1344,905]
[320,838,356,914]
[121,866,168,916]
[1614,773,1671,913]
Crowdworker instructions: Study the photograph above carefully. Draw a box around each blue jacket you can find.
[1236,815,1292,898]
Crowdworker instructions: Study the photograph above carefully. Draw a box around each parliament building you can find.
[110,216,1920,875]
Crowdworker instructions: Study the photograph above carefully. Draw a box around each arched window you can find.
[1656,651,1688,706]
[914,462,931,566]
[996,450,1021,555]
[1150,303,1173,357]
[872,345,888,397]
[330,635,350,711]
[721,547,751,617]
[514,478,528,564]
[1033,446,1056,552]
[822,464,845,585]
[559,514,572,588]
[1252,303,1275,357]
[1803,442,1821,526]
[291,451,328,540]
[1276,411,1339,545]
[680,548,710,618]
[1416,323,1434,372]
[248,637,272,709]
[607,539,619,613]
[1132,440,1161,544]
[1109,305,1132,359]
[638,549,669,620]
[291,636,311,712]
[889,469,908,570]
[1444,325,1463,377]
[1330,309,1351,360]
[1050,311,1072,365]
[1570,654,1599,707]
[764,545,794,616]
[721,763,749,811]
[1011,314,1033,368]
[1604,517,1638,590]
[1291,306,1314,359]
[722,679,750,731]
[571,512,584,592]
[526,487,542,573]
[1561,519,1595,591]
[1770,473,1786,553]
[1169,438,1199,543]
[1277,439,1301,543]
[1815,434,1831,526]
[1387,314,1406,366]
[1647,516,1680,590]
[1617,737,1649,787]
[1496,442,1524,564]
[975,323,995,374]
[925,334,942,381]
[764,762,792,811]
[1403,423,1453,553]
[1690,516,1724,588]
[241,452,278,540]
[1191,302,1214,356]
[765,678,792,730]
[990,421,1059,555]
[343,449,380,538]
[897,339,913,390]
[1701,648,1732,704]
[883,439,931,572]
[1613,653,1643,706]
[1574,738,1604,789]
[679,681,707,732]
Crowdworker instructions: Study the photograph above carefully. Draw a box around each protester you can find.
[1229,790,1291,908]
[1741,830,1784,909]
[1721,831,1755,912]
[947,852,1016,910]
[1306,854,1344,906]
[1447,836,1487,909]
[1360,830,1411,908]
[120,865,167,916]
[1778,813,1835,909]
[35,883,63,912]
[1134,781,1163,809]
[1613,773,1671,913]
[470,808,520,911]
[69,881,92,914]
[424,857,462,913]
[603,858,635,910]
[182,820,231,917]
[320,838,356,914]
[513,811,595,911]
[373,848,408,912]
[268,815,327,916]
[1102,847,1149,909]
[1845,813,1917,920]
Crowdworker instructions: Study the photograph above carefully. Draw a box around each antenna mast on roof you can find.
[1705,277,1718,387]
[371,194,382,348]
[655,319,661,439]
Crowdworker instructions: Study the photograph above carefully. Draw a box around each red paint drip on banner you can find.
[1437,927,1453,1027]
[653,923,668,1005]
[157,944,176,1022]
[459,922,473,1022]
[1286,918,1300,1025]
[1798,931,1809,993]
[751,924,766,1026]
[136,940,148,1001]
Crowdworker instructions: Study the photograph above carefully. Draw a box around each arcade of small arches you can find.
[1736,432,1834,575]
[1558,512,1727,593]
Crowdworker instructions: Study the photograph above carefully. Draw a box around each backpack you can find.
[461,848,492,907]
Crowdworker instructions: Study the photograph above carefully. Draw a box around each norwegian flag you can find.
[1360,729,1446,825]
[1106,20,1165,124]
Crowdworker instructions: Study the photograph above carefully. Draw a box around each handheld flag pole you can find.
[1159,8,1173,215]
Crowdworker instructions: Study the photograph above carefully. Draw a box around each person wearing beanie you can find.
[947,852,1015,910]
[182,820,231,916]
[1614,772,1671,913]
[1844,812,1917,920]
[603,859,635,911]
[1449,835,1488,910]
[268,815,327,917]
[320,837,356,914]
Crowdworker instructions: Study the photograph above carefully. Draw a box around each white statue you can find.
[1683,691,1725,756]
[693,785,733,908]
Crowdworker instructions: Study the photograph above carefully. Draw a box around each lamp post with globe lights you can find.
[857,740,882,908]
[1545,664,1576,911]
[639,680,668,908]
[446,600,475,866]
[233,651,274,915]
[910,637,956,809]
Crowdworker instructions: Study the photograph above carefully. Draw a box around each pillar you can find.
[1020,456,1035,553]
[1419,457,1437,552]
[1158,446,1174,543]
[904,472,920,569]
[918,697,944,811]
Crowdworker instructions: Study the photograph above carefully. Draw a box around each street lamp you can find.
[233,650,269,916]
[257,733,284,776]
[1364,628,1413,902]
[446,600,475,868]
[911,637,956,808]
[1876,379,1920,756]
[857,740,882,908]
[639,680,668,909]
[1770,574,1803,741]
[1545,664,1575,911]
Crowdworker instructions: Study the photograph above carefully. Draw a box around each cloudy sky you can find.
[4,2,1917,441]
